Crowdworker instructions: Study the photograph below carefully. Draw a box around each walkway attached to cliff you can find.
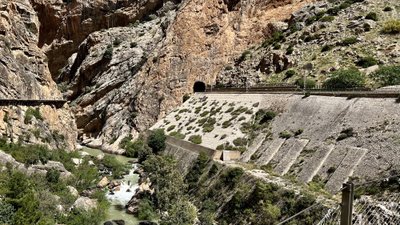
[0,99,67,108]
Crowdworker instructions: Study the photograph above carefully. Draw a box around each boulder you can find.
[96,154,105,160]
[67,186,79,197]
[72,197,97,211]
[72,158,82,165]
[113,220,125,225]
[98,176,110,188]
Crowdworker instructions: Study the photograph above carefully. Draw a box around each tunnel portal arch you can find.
[193,81,206,92]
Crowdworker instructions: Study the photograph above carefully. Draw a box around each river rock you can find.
[67,186,79,197]
[113,220,126,225]
[72,197,97,211]
[97,154,105,160]
[98,176,110,188]
[139,221,157,225]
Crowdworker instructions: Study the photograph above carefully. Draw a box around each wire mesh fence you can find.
[278,175,400,225]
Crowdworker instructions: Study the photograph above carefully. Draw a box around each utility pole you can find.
[340,182,354,225]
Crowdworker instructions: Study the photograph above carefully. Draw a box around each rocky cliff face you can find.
[56,0,315,151]
[216,0,400,87]
[0,0,76,150]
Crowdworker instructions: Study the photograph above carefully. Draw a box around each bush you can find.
[337,128,355,141]
[286,45,294,55]
[323,68,365,89]
[169,131,185,140]
[221,167,244,187]
[130,42,138,48]
[103,44,113,59]
[167,125,175,132]
[320,16,335,22]
[255,110,276,124]
[113,38,122,46]
[189,135,202,144]
[46,168,60,183]
[339,37,358,46]
[381,20,400,34]
[356,56,378,68]
[148,129,166,154]
[365,12,378,21]
[182,94,190,103]
[295,78,316,89]
[370,65,400,86]
[285,70,296,79]
[138,198,156,220]
[383,6,393,12]
[24,107,42,124]
[102,155,126,178]
[321,44,333,52]
[233,138,248,147]
[279,130,293,139]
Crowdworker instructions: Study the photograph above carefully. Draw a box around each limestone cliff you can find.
[0,0,76,149]
[56,0,315,151]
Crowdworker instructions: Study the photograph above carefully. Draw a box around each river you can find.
[80,147,140,225]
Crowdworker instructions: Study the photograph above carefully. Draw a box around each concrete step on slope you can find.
[256,138,286,165]
[240,133,266,162]
[324,147,368,193]
[274,139,309,176]
[298,144,335,183]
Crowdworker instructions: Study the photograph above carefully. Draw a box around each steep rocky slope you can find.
[58,0,315,150]
[0,0,76,149]
[217,0,400,87]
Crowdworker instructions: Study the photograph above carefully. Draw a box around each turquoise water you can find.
[80,147,140,225]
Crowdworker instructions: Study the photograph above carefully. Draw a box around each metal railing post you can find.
[340,181,354,225]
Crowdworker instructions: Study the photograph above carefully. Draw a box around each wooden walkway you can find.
[0,99,67,108]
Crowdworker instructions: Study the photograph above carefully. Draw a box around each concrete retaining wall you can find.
[166,136,221,160]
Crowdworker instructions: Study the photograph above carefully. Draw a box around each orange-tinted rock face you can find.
[1,0,317,151]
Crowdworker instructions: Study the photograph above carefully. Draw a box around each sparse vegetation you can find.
[295,78,316,89]
[103,44,113,59]
[24,107,43,124]
[381,20,400,34]
[339,37,358,46]
[233,137,248,147]
[356,56,378,68]
[189,135,202,144]
[337,127,355,141]
[365,12,378,21]
[279,130,293,139]
[167,125,176,132]
[370,65,400,86]
[170,131,185,139]
[323,68,365,89]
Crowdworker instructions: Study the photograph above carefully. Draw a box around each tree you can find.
[0,200,15,224]
[147,129,166,154]
[160,199,197,225]
[323,68,365,89]
[370,65,400,86]
[138,198,156,220]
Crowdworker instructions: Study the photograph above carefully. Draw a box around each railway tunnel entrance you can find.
[193,81,206,92]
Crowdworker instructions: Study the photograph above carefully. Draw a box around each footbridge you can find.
[0,99,67,108]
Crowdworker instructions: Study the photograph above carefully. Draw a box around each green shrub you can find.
[321,44,333,52]
[365,12,378,21]
[138,198,156,220]
[189,135,202,144]
[113,38,122,46]
[320,16,335,22]
[46,168,60,183]
[295,78,316,89]
[286,45,294,55]
[255,109,276,125]
[323,68,365,89]
[169,131,185,139]
[102,155,126,178]
[370,65,400,86]
[339,37,358,46]
[220,167,244,187]
[279,130,293,139]
[383,6,393,12]
[222,121,232,128]
[148,129,166,153]
[182,94,190,103]
[167,125,176,132]
[381,20,400,34]
[356,56,378,68]
[285,70,296,79]
[24,107,43,124]
[337,127,355,141]
[294,129,303,136]
[103,44,113,59]
[233,138,248,147]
